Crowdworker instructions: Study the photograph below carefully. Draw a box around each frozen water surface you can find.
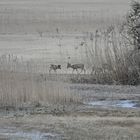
[87,100,140,109]
[0,127,60,140]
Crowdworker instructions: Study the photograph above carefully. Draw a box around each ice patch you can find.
[0,127,59,140]
[87,100,140,109]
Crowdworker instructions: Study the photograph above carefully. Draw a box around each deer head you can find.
[58,65,61,69]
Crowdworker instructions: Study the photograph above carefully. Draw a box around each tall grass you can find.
[0,54,80,108]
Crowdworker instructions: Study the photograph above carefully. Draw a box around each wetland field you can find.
[0,0,140,140]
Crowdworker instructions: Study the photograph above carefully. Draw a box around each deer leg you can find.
[79,69,83,74]
[72,69,74,74]
[80,68,85,74]
[76,69,79,74]
[49,68,52,74]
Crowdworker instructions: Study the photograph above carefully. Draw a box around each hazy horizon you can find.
[0,0,130,34]
[0,0,132,63]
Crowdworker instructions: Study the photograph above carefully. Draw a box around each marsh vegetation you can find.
[0,0,140,140]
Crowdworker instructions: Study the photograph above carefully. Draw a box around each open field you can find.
[0,80,140,140]
[0,0,129,34]
[1,0,140,140]
[0,115,140,140]
[0,70,140,139]
[0,0,130,64]
[0,68,140,139]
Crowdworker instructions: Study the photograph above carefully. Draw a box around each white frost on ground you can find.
[0,127,59,140]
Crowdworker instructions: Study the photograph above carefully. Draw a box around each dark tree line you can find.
[126,1,140,50]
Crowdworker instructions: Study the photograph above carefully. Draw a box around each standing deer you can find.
[49,64,61,74]
[67,63,86,74]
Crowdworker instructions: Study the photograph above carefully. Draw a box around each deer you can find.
[49,64,61,74]
[67,63,86,74]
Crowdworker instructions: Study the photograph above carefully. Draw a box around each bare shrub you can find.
[80,24,140,85]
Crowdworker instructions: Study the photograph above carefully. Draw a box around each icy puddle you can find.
[0,127,60,140]
[87,100,140,109]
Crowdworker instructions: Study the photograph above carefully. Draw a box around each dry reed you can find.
[0,54,80,108]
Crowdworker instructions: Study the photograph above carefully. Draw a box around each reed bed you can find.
[0,54,80,108]
[73,25,140,85]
